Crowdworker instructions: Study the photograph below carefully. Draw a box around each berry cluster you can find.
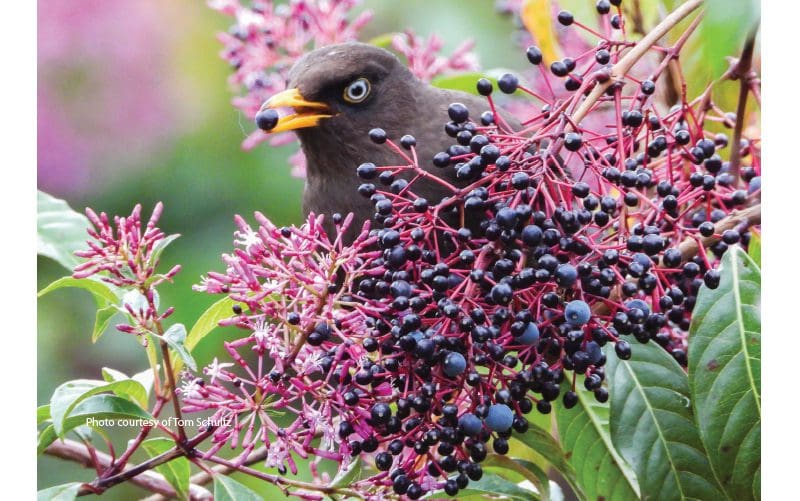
[191,2,760,499]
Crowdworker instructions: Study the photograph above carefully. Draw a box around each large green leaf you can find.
[61,395,152,436]
[186,296,236,353]
[142,438,190,500]
[51,380,150,437]
[688,246,760,499]
[38,276,120,305]
[607,341,725,500]
[213,474,263,501]
[556,381,639,500]
[37,191,90,271]
[37,482,82,501]
[511,421,584,499]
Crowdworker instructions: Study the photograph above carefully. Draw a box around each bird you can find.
[254,41,517,242]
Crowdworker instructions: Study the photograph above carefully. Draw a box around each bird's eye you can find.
[343,78,371,104]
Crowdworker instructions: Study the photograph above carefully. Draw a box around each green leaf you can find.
[331,456,362,488]
[101,367,129,382]
[72,424,94,442]
[431,72,497,95]
[556,380,639,500]
[427,473,538,500]
[700,0,760,79]
[37,482,82,501]
[38,404,51,425]
[142,438,190,500]
[37,191,90,271]
[511,421,584,499]
[149,233,180,266]
[162,324,197,371]
[38,276,120,305]
[484,455,549,500]
[132,367,156,400]
[187,297,236,352]
[60,394,152,438]
[689,246,760,499]
[607,341,725,500]
[37,424,58,455]
[213,474,263,501]
[175,296,236,373]
[92,305,118,343]
[51,379,149,436]
[748,229,761,266]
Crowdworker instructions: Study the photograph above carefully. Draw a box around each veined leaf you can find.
[38,276,120,305]
[511,420,584,499]
[50,379,149,436]
[556,379,639,500]
[37,191,90,271]
[688,246,760,499]
[60,394,152,438]
[607,341,725,500]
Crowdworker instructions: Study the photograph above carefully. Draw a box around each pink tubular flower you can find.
[73,202,180,289]
[186,213,391,476]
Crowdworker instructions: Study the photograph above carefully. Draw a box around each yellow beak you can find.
[256,88,333,133]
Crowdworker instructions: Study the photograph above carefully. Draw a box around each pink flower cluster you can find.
[74,203,181,289]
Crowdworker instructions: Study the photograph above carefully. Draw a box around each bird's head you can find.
[255,42,419,160]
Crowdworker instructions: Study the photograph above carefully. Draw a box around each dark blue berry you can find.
[498,73,519,93]
[564,300,591,326]
[485,404,514,432]
[458,413,483,436]
[443,352,467,377]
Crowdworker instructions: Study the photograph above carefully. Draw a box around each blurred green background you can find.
[37,0,527,496]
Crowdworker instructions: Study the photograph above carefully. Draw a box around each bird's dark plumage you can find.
[256,42,515,240]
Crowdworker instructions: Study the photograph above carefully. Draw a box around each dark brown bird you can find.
[255,42,516,240]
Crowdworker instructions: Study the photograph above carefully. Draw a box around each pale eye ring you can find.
[344,78,371,103]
